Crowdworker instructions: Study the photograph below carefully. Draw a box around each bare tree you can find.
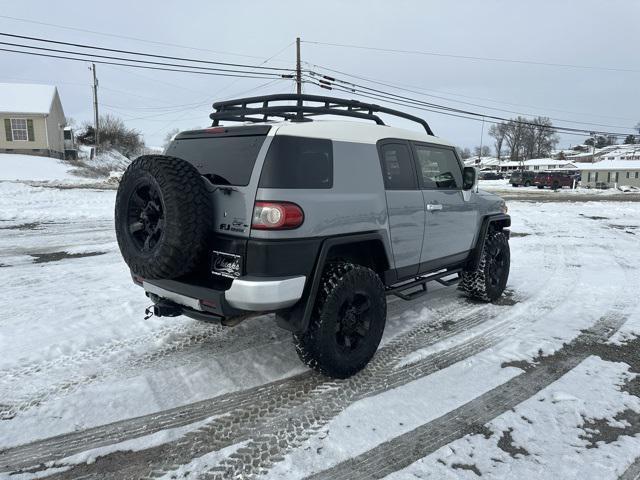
[488,123,507,160]
[474,145,491,157]
[496,116,558,162]
[456,147,472,160]
[76,114,144,158]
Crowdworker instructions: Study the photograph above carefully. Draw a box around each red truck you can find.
[534,171,578,190]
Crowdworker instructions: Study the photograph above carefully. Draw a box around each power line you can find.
[0,40,289,77]
[0,14,287,62]
[305,62,638,123]
[306,70,635,132]
[0,32,292,71]
[0,46,287,80]
[303,77,632,138]
[303,40,640,74]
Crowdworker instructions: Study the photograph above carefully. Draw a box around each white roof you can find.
[579,160,640,171]
[523,158,572,166]
[498,158,576,168]
[0,83,57,114]
[270,119,454,147]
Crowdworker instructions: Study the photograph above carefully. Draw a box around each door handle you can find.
[426,204,443,211]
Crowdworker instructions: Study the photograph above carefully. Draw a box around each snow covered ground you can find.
[0,153,127,188]
[1,179,640,479]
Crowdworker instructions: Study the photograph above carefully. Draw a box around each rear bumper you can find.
[141,275,306,318]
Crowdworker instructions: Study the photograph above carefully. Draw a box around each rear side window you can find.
[166,135,267,186]
[379,143,417,190]
[413,144,462,190]
[259,136,333,189]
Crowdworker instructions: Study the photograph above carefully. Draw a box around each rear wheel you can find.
[524,180,531,187]
[293,263,386,378]
[459,229,510,302]
[552,181,560,190]
[511,183,519,187]
[537,185,544,189]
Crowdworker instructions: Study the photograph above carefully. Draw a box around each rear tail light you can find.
[252,201,304,230]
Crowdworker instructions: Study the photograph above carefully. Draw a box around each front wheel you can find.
[459,230,510,302]
[524,180,531,187]
[293,263,386,378]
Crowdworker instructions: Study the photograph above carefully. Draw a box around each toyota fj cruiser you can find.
[115,94,511,378]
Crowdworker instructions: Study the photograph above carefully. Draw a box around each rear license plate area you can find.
[211,250,242,278]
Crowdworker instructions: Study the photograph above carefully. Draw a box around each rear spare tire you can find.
[115,155,212,279]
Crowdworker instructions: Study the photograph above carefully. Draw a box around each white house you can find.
[579,160,640,188]
[497,158,577,172]
[0,83,67,159]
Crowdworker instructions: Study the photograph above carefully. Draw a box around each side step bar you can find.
[386,268,462,301]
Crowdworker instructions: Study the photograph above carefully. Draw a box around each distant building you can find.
[579,160,640,188]
[497,158,577,172]
[0,83,67,159]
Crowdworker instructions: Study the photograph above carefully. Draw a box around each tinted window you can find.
[379,143,417,190]
[166,135,267,186]
[260,136,333,189]
[413,145,462,189]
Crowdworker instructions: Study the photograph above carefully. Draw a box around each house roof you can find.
[0,83,57,114]
[498,158,577,168]
[578,160,640,171]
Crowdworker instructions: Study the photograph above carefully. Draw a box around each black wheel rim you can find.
[335,292,372,351]
[487,243,507,287]
[127,180,165,253]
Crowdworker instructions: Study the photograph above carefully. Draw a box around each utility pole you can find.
[478,116,485,166]
[91,63,100,150]
[295,37,302,95]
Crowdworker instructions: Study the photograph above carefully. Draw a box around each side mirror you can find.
[462,166,477,191]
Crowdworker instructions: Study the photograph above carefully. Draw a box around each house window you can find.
[10,118,28,141]
[627,172,630,179]
[607,172,611,182]
[587,172,592,182]
[636,172,639,179]
[615,172,619,182]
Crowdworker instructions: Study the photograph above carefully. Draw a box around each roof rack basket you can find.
[210,94,434,135]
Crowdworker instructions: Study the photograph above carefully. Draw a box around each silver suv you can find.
[114,94,511,378]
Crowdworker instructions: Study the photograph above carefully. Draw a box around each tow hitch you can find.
[144,301,183,319]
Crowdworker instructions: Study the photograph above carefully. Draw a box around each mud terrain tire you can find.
[293,263,387,378]
[459,229,510,302]
[115,155,211,279]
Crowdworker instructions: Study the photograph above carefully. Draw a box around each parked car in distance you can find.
[509,170,537,187]
[534,171,578,190]
[478,171,504,180]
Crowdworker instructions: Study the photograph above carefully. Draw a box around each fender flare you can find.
[467,214,511,270]
[275,231,390,334]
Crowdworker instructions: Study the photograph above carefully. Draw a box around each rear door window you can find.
[413,144,463,190]
[166,134,267,186]
[379,142,418,190]
[259,136,333,189]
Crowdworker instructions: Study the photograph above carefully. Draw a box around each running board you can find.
[387,268,462,301]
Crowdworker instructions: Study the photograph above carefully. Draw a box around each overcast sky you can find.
[1,0,638,150]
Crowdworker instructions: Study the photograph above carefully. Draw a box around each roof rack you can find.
[210,94,434,135]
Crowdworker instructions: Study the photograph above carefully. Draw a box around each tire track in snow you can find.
[1,225,557,476]
[0,289,497,474]
[183,244,580,480]
[305,313,629,480]
[31,239,571,478]
[620,457,640,480]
